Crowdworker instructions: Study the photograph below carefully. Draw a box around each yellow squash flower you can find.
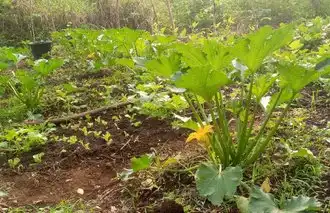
[186,125,213,144]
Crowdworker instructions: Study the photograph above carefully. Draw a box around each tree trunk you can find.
[115,0,121,28]
[165,0,175,34]
[212,0,217,34]
[150,0,158,32]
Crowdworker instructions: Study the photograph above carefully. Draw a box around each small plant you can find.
[7,58,63,112]
[102,132,112,145]
[8,158,21,169]
[33,152,45,164]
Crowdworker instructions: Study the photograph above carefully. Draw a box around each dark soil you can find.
[0,109,188,210]
[154,200,184,213]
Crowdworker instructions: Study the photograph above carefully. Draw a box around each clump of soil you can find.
[155,200,184,213]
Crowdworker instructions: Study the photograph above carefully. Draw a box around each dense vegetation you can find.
[0,1,330,212]
[2,0,330,44]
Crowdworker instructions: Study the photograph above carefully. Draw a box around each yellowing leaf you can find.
[87,52,95,60]
[162,157,178,168]
[186,125,213,144]
[289,40,303,50]
[261,177,271,193]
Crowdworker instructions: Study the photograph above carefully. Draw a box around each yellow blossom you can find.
[87,52,96,60]
[186,125,213,144]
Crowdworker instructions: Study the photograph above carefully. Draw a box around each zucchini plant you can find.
[144,25,330,205]
[8,58,63,112]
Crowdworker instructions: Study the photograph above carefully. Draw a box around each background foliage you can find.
[1,0,330,45]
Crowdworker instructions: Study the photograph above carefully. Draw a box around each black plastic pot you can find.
[29,41,52,60]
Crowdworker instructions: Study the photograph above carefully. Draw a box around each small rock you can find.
[76,188,84,195]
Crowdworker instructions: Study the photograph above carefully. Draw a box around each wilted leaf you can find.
[260,177,271,193]
[236,196,249,213]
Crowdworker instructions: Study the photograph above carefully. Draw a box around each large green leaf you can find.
[202,39,233,70]
[175,66,230,101]
[249,187,278,213]
[278,64,322,94]
[248,187,320,213]
[145,52,181,78]
[282,196,320,212]
[196,163,243,206]
[176,43,207,68]
[233,25,294,73]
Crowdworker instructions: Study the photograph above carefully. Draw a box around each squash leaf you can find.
[233,25,294,73]
[176,43,207,68]
[278,64,327,94]
[252,73,276,102]
[34,59,64,77]
[145,52,181,78]
[196,163,243,206]
[175,66,229,101]
[248,187,320,213]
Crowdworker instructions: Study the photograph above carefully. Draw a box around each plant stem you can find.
[183,93,203,126]
[209,107,228,167]
[215,91,234,158]
[194,94,209,124]
[245,97,294,165]
[243,89,283,159]
[234,75,254,165]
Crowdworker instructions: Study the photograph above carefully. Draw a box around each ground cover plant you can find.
[0,12,330,213]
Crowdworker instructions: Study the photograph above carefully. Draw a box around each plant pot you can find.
[29,41,52,60]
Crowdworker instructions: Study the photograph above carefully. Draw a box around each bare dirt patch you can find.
[0,110,188,210]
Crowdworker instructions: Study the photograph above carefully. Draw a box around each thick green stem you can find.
[215,92,234,159]
[194,94,209,124]
[243,89,284,159]
[234,76,254,164]
[209,108,228,167]
[245,97,294,165]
